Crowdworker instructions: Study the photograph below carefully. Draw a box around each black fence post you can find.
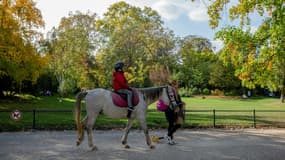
[253,109,256,128]
[33,109,36,129]
[213,109,216,128]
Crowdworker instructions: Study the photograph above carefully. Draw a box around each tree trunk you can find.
[0,89,4,97]
[280,87,285,103]
[19,82,22,94]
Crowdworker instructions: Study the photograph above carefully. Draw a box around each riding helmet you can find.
[114,62,125,71]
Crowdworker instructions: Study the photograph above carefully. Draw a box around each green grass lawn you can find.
[148,96,285,128]
[182,96,285,110]
[1,95,285,131]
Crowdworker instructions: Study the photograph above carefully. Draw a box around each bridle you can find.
[165,85,185,121]
[165,85,178,109]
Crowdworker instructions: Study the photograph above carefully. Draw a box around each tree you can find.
[215,27,256,88]
[95,1,176,87]
[0,0,45,96]
[46,11,98,95]
[209,60,241,93]
[176,35,216,90]
[208,0,285,102]
[149,64,171,86]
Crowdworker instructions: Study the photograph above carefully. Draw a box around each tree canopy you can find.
[46,11,98,95]
[3,0,281,99]
[0,0,45,95]
[95,1,176,87]
[208,0,285,101]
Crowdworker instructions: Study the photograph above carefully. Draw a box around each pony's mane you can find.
[138,86,166,105]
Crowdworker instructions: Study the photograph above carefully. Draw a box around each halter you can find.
[165,85,178,109]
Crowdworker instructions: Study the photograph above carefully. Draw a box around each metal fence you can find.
[187,109,285,128]
[0,109,77,131]
[1,109,285,131]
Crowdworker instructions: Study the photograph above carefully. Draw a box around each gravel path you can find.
[1,129,285,160]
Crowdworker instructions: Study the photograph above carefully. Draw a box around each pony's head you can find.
[160,85,178,109]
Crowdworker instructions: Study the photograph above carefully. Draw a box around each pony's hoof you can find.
[150,145,155,149]
[91,146,98,151]
[124,145,130,149]
[122,140,127,145]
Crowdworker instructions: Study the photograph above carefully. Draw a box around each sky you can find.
[34,0,264,52]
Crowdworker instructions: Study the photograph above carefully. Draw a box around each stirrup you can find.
[127,107,134,111]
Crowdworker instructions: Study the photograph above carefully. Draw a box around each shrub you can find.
[179,87,192,97]
[211,89,224,96]
[224,89,243,96]
[202,88,210,95]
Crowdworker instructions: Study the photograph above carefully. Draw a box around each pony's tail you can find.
[75,91,88,145]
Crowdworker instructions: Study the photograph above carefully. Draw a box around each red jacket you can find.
[113,71,131,91]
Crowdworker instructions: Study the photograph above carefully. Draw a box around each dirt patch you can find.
[1,129,285,160]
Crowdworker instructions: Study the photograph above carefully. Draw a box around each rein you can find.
[165,86,178,109]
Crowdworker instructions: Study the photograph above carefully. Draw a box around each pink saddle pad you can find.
[112,88,139,108]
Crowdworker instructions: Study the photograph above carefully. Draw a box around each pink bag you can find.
[156,99,168,111]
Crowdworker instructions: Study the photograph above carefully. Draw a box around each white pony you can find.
[75,85,177,150]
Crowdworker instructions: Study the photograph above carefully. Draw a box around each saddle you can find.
[111,88,139,108]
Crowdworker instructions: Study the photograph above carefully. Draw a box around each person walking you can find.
[164,80,184,145]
